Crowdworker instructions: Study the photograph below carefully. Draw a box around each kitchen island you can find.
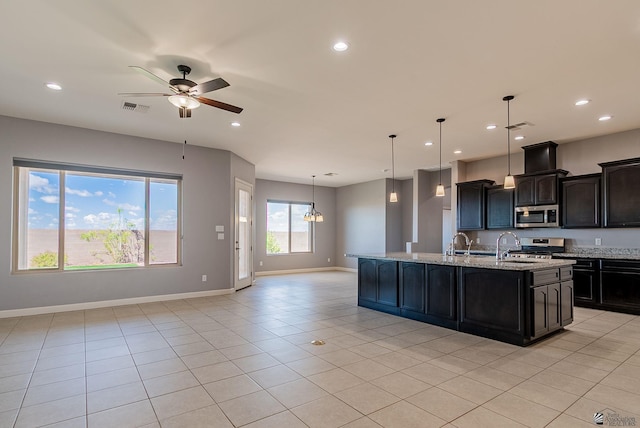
[350,253,576,346]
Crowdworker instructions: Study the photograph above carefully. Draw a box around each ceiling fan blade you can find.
[190,78,229,96]
[118,92,172,97]
[196,96,243,114]
[128,66,179,93]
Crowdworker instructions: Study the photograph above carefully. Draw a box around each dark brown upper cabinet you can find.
[514,171,567,207]
[600,157,640,227]
[486,185,514,229]
[456,180,494,231]
[561,173,601,228]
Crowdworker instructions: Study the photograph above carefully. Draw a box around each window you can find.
[13,159,181,272]
[266,201,312,254]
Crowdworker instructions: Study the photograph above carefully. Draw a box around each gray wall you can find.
[461,128,640,249]
[385,179,404,253]
[0,115,254,311]
[336,179,386,269]
[254,179,336,272]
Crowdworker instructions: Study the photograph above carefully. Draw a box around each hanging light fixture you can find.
[436,118,446,197]
[503,95,516,189]
[389,134,398,203]
[303,175,324,222]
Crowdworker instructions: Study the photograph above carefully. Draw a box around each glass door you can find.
[235,179,253,290]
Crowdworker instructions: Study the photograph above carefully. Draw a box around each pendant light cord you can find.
[390,135,395,193]
[439,121,442,184]
[507,99,511,176]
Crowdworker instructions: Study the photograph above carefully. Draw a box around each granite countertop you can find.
[555,251,640,261]
[349,252,575,271]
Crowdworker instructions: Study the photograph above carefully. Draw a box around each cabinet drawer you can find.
[532,268,560,286]
[560,266,573,281]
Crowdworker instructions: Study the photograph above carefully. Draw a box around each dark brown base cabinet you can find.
[571,259,600,307]
[554,257,640,315]
[600,260,640,314]
[357,258,398,314]
[358,258,573,346]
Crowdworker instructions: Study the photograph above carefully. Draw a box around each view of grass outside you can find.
[15,165,179,271]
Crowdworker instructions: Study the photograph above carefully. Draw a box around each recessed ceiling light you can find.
[46,83,62,90]
[454,150,462,154]
[599,115,612,121]
[424,141,433,146]
[514,136,525,140]
[231,121,241,127]
[575,99,590,106]
[486,124,497,130]
[333,41,349,52]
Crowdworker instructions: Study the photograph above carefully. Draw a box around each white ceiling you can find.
[2,1,640,187]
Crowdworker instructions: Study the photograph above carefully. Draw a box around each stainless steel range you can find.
[507,237,565,259]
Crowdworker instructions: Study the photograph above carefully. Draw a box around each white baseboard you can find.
[256,266,356,276]
[0,288,235,319]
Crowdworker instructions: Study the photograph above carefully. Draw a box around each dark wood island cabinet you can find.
[355,254,575,346]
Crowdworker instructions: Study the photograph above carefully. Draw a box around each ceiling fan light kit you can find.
[121,64,243,118]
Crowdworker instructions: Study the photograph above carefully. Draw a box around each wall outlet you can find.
[259,261,263,266]
[202,275,207,282]
[327,258,331,263]
[502,238,508,244]
[476,237,481,244]
[595,238,602,246]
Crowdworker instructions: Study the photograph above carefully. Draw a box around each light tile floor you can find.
[0,271,639,427]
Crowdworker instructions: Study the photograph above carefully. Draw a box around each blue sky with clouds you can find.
[27,170,177,230]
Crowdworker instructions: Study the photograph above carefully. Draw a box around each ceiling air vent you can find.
[121,101,150,113]
[506,121,534,130]
[324,172,338,176]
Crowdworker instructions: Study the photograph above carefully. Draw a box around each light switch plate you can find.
[217,233,224,240]
[215,225,224,232]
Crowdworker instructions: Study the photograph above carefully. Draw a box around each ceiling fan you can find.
[120,65,243,118]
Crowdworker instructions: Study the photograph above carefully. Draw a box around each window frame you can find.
[12,158,182,273]
[266,199,313,255]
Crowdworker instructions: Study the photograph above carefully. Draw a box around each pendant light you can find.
[303,175,324,222]
[436,118,446,197]
[503,95,516,189]
[389,134,398,203]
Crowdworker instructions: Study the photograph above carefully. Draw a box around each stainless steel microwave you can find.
[515,205,560,228]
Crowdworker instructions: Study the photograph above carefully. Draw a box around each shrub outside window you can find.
[13,159,181,272]
[266,201,312,254]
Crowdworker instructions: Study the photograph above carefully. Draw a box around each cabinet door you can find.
[457,183,486,230]
[532,285,549,338]
[535,174,558,205]
[600,271,640,312]
[603,161,640,227]
[377,260,398,306]
[358,258,377,302]
[426,265,456,320]
[562,175,601,228]
[548,283,561,331]
[515,176,535,206]
[486,187,514,229]
[561,281,574,326]
[400,262,425,313]
[573,269,597,303]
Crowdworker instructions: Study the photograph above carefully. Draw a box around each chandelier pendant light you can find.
[389,134,398,203]
[303,175,324,222]
[436,118,446,197]
[503,95,516,189]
